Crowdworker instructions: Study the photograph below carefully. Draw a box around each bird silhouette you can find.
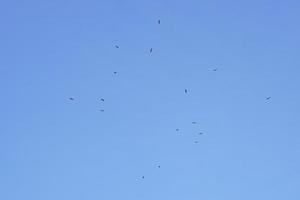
[176,128,179,131]
[113,71,117,74]
[150,48,153,53]
[158,19,161,24]
[185,89,188,93]
[69,98,74,101]
[194,141,199,144]
[266,96,271,100]
[100,109,104,112]
[142,176,145,179]
[115,45,119,48]
[100,98,105,101]
[158,165,161,168]
[192,121,197,124]
[213,68,218,71]
[198,132,204,135]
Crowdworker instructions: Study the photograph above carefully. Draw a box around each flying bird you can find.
[158,19,161,24]
[176,128,179,131]
[142,176,145,179]
[100,98,105,102]
[150,48,153,53]
[266,96,271,100]
[115,45,119,48]
[192,121,197,124]
[185,89,188,93]
[194,141,199,144]
[213,68,218,71]
[198,132,204,135]
[113,71,117,74]
[158,165,161,168]
[69,98,74,101]
[100,109,105,112]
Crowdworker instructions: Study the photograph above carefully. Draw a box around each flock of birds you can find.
[67,19,272,180]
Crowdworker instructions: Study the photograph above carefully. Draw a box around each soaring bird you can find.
[185,89,188,93]
[113,71,117,74]
[176,128,179,131]
[192,121,197,124]
[142,176,145,179]
[100,109,104,112]
[150,48,153,53]
[198,132,204,135]
[213,68,218,71]
[194,141,199,144]
[115,45,119,48]
[100,98,105,102]
[266,96,271,100]
[158,165,161,168]
[69,98,74,101]
[158,19,161,24]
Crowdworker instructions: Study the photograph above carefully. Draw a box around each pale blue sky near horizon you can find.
[1,0,300,199]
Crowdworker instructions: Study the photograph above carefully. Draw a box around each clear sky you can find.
[1,0,300,199]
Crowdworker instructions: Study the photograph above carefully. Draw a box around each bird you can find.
[69,98,74,101]
[158,165,161,168]
[100,98,105,102]
[158,19,161,24]
[150,48,153,53]
[198,132,204,135]
[185,89,188,93]
[194,141,199,144]
[266,96,271,100]
[213,68,218,71]
[115,45,119,48]
[176,128,179,131]
[192,121,197,124]
[142,176,145,179]
[100,109,104,112]
[113,71,117,74]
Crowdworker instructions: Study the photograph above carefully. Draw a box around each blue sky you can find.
[1,0,300,199]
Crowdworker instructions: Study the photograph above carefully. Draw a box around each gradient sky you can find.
[1,0,300,199]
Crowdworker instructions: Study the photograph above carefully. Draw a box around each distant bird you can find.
[100,109,104,112]
[142,176,145,179]
[69,98,74,101]
[150,48,153,53]
[185,89,188,93]
[198,132,204,135]
[113,71,117,74]
[192,121,197,124]
[115,45,119,48]
[158,19,161,24]
[194,141,199,144]
[100,98,105,102]
[176,128,179,131]
[213,68,218,71]
[266,96,271,100]
[158,165,161,168]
